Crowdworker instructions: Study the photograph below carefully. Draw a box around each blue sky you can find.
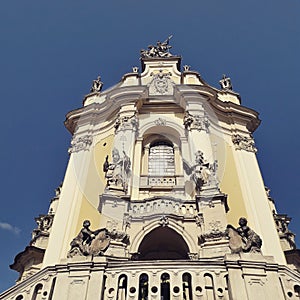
[0,0,300,292]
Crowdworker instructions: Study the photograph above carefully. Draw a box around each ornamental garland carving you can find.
[114,114,138,133]
[159,216,169,227]
[232,134,257,153]
[68,135,93,154]
[154,118,166,126]
[183,112,210,133]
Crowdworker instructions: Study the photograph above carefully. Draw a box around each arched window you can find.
[148,141,175,176]
[31,283,43,300]
[101,275,107,300]
[117,275,127,300]
[48,277,56,300]
[295,285,300,298]
[182,273,192,300]
[139,273,149,300]
[15,296,23,300]
[161,273,170,300]
[204,274,214,300]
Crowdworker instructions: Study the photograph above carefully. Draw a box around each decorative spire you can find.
[140,35,173,58]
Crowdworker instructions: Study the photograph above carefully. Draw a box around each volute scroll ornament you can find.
[199,219,227,243]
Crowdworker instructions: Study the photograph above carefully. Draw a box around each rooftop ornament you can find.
[140,35,173,58]
[90,75,103,93]
[219,74,233,91]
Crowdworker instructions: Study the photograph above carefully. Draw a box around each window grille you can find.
[148,141,175,176]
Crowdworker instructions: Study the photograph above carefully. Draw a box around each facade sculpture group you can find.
[140,36,173,58]
[227,217,262,253]
[4,37,300,300]
[68,220,129,258]
[183,150,218,194]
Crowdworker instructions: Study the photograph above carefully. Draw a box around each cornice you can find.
[65,87,146,134]
[65,82,260,135]
[178,86,260,132]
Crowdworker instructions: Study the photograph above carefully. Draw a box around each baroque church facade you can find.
[1,39,300,300]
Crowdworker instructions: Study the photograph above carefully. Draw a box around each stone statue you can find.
[103,148,131,191]
[191,151,211,193]
[90,76,103,93]
[140,35,173,58]
[183,112,194,129]
[227,217,262,253]
[69,220,102,256]
[68,220,129,258]
[237,217,262,252]
[183,151,218,194]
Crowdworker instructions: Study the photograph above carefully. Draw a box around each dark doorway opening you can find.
[138,227,189,260]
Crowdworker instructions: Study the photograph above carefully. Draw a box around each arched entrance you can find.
[138,227,189,260]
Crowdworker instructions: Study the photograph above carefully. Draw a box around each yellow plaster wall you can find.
[94,134,114,190]
[75,134,114,234]
[219,143,248,226]
[75,196,102,234]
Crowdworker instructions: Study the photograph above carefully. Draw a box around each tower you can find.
[1,39,300,300]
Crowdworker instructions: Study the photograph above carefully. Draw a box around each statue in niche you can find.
[67,220,129,258]
[103,148,131,192]
[227,217,262,253]
[90,76,103,93]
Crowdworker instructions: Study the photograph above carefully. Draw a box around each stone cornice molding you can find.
[179,87,260,133]
[65,87,146,134]
[66,83,260,136]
